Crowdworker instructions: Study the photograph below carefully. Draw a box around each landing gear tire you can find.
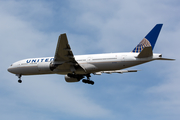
[90,81,94,85]
[82,79,94,85]
[18,80,22,83]
[16,74,22,83]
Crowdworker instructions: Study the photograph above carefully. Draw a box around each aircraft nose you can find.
[7,66,14,73]
[8,67,11,72]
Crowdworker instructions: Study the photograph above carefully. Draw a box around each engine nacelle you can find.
[65,75,79,82]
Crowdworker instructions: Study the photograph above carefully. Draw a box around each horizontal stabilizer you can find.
[94,70,139,75]
[157,58,175,61]
[137,47,152,58]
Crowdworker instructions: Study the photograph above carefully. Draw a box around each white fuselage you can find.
[8,52,162,75]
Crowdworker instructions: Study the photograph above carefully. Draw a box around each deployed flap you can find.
[137,46,152,58]
[94,70,139,75]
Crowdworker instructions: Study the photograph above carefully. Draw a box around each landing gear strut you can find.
[82,74,94,85]
[16,74,22,83]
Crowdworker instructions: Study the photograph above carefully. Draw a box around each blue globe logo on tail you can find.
[132,24,163,53]
[132,38,151,53]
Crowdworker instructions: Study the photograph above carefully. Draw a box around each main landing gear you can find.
[16,74,22,83]
[82,74,94,85]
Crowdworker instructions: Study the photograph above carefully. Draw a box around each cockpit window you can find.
[10,64,13,66]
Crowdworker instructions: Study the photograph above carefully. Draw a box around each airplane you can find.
[7,24,174,85]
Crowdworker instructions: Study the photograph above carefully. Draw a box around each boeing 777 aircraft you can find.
[8,24,174,85]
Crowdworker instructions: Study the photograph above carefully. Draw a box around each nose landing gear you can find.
[18,79,22,83]
[16,74,22,83]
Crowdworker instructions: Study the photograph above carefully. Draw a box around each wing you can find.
[94,70,139,75]
[54,33,75,63]
[51,33,86,73]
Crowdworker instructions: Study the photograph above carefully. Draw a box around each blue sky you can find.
[0,0,180,120]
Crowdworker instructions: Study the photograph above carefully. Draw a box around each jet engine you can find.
[64,74,85,82]
[65,75,79,82]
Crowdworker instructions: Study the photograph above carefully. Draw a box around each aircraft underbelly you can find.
[81,62,121,72]
[12,63,52,75]
[12,64,39,75]
[84,60,150,72]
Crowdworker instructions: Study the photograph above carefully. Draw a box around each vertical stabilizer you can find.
[132,24,163,53]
